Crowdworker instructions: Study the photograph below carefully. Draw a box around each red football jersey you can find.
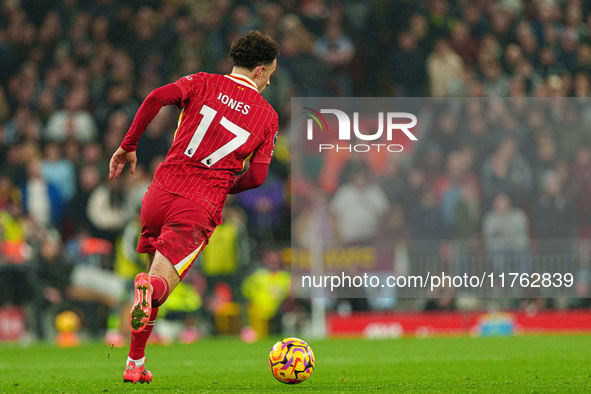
[152,73,278,224]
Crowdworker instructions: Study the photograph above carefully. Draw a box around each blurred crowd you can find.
[1,0,591,340]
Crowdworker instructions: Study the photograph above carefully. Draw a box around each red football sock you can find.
[129,307,158,360]
[150,275,170,307]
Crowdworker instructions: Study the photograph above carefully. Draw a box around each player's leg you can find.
[127,252,158,332]
[127,253,158,333]
[125,187,213,383]
[124,252,187,384]
[128,187,165,334]
[125,252,157,384]
[124,273,154,383]
[129,250,179,328]
[148,250,181,292]
[129,250,180,331]
[124,187,163,383]
[146,253,155,272]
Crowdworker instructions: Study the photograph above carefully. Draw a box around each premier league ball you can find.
[268,337,315,384]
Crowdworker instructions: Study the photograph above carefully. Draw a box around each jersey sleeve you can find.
[120,83,184,152]
[250,114,279,165]
[173,72,208,108]
[228,161,269,194]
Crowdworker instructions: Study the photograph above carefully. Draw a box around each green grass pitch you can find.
[1,335,590,392]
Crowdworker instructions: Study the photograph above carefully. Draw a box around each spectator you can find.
[482,193,531,274]
[314,21,355,96]
[0,182,29,308]
[242,248,290,337]
[504,44,524,75]
[452,179,482,276]
[41,141,76,202]
[450,21,478,64]
[85,177,127,243]
[495,110,529,152]
[557,107,590,163]
[293,190,336,250]
[575,43,591,75]
[481,60,510,96]
[531,170,577,239]
[200,201,250,328]
[378,155,407,205]
[481,137,533,209]
[434,150,479,231]
[329,162,389,246]
[515,21,538,62]
[427,38,463,97]
[433,112,461,158]
[63,165,101,240]
[94,84,137,132]
[126,7,164,75]
[235,171,285,243]
[3,106,43,145]
[419,141,445,184]
[279,21,330,97]
[407,186,445,242]
[44,86,98,143]
[32,231,72,340]
[21,159,65,228]
[531,136,558,192]
[573,72,591,97]
[390,30,427,96]
[557,29,579,73]
[570,145,591,238]
[461,103,496,173]
[537,46,559,78]
[258,2,284,38]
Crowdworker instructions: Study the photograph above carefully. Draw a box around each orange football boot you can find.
[129,273,152,333]
[123,358,153,384]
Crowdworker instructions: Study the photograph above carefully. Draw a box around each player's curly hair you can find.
[230,30,280,70]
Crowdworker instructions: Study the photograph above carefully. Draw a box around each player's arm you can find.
[229,117,278,194]
[109,83,184,180]
[228,162,269,194]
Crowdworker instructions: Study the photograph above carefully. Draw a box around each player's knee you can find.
[149,273,174,307]
[152,295,168,308]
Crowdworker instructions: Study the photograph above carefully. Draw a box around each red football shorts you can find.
[137,186,216,280]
